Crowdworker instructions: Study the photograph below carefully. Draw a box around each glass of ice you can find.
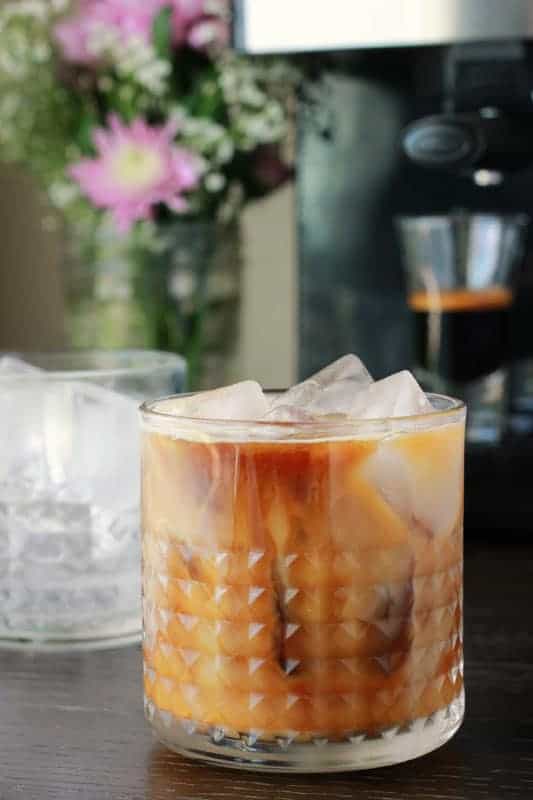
[0,350,185,647]
[141,360,466,772]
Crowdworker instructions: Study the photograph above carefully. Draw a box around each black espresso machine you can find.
[233,0,533,531]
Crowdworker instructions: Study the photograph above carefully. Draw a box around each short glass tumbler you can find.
[141,394,465,772]
[0,350,185,646]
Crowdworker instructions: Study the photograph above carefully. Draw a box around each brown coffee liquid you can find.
[143,425,464,738]
[409,287,513,383]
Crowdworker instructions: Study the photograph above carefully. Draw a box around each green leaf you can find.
[77,109,98,155]
[152,5,173,61]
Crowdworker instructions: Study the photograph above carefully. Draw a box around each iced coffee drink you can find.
[141,357,465,772]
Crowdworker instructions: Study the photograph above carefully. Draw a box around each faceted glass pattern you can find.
[141,402,465,771]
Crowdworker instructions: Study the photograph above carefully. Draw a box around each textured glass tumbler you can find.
[141,395,466,772]
[0,350,185,647]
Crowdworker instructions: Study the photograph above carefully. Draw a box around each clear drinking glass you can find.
[141,393,465,772]
[397,213,528,443]
[0,349,186,647]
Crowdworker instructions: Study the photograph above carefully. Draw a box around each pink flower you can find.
[55,1,100,63]
[171,0,204,44]
[55,0,229,64]
[55,1,166,63]
[186,15,229,49]
[70,115,201,232]
[171,1,229,49]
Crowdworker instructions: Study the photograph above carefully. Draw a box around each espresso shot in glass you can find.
[397,213,528,443]
[141,373,466,773]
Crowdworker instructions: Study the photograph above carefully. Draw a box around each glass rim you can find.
[396,212,530,227]
[0,349,186,381]
[140,391,466,440]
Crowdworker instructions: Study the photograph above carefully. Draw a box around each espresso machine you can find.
[233,0,533,529]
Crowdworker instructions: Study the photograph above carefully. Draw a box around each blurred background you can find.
[0,166,297,389]
[3,0,533,528]
[0,0,298,390]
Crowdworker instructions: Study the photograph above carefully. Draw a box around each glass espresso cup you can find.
[141,394,465,772]
[397,213,528,443]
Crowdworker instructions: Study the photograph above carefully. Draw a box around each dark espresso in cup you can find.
[409,287,513,384]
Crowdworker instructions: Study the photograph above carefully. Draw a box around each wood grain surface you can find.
[1,539,532,800]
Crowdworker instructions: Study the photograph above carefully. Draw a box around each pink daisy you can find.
[70,115,201,232]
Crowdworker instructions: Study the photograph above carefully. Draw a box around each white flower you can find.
[84,25,170,96]
[136,60,171,95]
[174,111,235,169]
[239,84,266,108]
[1,1,49,22]
[215,139,234,165]
[195,156,209,176]
[169,270,195,301]
[234,99,286,148]
[185,118,225,146]
[218,68,239,102]
[86,22,119,57]
[217,54,291,150]
[168,104,188,130]
[265,100,285,125]
[49,180,81,209]
[205,172,226,193]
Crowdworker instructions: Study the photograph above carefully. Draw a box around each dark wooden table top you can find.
[1,537,532,800]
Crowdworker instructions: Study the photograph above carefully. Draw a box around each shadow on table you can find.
[146,735,470,800]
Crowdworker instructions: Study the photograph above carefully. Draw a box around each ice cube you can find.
[0,380,140,512]
[263,404,317,422]
[156,381,269,421]
[270,355,373,416]
[43,381,140,512]
[0,355,42,375]
[312,354,373,389]
[347,371,433,419]
[360,423,464,536]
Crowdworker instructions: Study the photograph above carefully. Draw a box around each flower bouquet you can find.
[0,1,294,386]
